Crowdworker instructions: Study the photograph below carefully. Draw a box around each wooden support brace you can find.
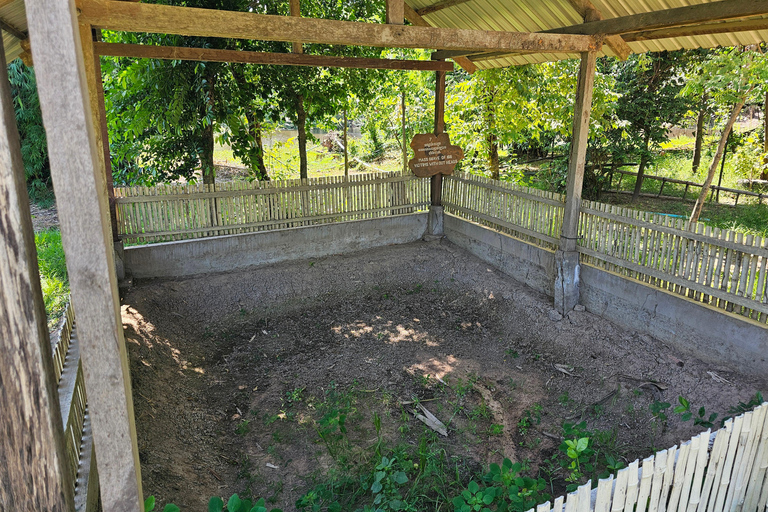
[290,0,302,54]
[403,2,476,74]
[431,67,446,207]
[26,0,144,510]
[563,0,631,60]
[386,0,404,25]
[0,36,75,511]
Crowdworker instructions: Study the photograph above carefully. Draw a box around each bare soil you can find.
[122,240,766,511]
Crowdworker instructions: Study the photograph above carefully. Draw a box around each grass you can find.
[34,228,69,329]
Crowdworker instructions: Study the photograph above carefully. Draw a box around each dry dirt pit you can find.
[122,240,766,511]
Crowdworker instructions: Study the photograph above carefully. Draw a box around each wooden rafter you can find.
[416,0,472,17]
[403,1,475,73]
[0,17,26,40]
[623,17,768,42]
[96,42,455,71]
[563,0,630,60]
[549,0,768,37]
[78,0,598,61]
[386,0,404,25]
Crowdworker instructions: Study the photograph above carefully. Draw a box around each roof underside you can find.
[1,0,26,64]
[411,0,768,69]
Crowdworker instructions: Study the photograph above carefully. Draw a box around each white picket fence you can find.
[526,403,768,512]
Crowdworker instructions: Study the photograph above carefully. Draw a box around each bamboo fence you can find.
[578,202,768,325]
[49,303,99,511]
[526,402,768,512]
[442,172,565,251]
[114,172,429,243]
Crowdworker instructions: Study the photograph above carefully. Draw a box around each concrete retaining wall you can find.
[444,213,555,296]
[444,215,767,373]
[579,264,767,372]
[124,213,427,279]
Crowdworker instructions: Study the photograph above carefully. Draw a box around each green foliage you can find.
[35,229,69,326]
[8,60,51,202]
[367,456,409,511]
[649,400,671,426]
[673,396,719,428]
[144,493,283,512]
[452,459,550,512]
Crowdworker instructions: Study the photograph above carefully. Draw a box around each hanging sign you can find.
[408,133,464,178]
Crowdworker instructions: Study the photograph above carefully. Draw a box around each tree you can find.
[7,59,50,200]
[682,45,768,222]
[606,51,692,202]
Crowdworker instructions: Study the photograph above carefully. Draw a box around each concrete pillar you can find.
[555,50,596,314]
[426,205,444,239]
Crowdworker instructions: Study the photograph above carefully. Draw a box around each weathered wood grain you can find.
[25,0,143,509]
[0,36,75,512]
[78,0,598,54]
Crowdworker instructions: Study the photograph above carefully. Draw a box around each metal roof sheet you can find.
[409,0,768,68]
[1,0,27,63]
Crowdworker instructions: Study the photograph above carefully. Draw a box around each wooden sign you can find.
[408,133,464,178]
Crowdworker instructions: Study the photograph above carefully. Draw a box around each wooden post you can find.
[402,90,407,175]
[0,38,75,511]
[431,68,446,207]
[26,2,143,510]
[80,27,120,243]
[343,107,349,177]
[290,0,302,54]
[555,50,596,314]
[386,0,404,25]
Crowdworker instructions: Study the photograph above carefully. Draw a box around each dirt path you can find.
[122,240,766,511]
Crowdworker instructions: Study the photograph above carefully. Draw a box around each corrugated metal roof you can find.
[1,0,27,63]
[409,0,768,69]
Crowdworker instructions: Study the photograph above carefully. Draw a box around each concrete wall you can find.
[124,213,427,279]
[579,264,767,372]
[444,215,767,373]
[444,213,555,296]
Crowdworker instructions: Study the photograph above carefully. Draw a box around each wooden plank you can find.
[636,456,654,512]
[625,17,768,43]
[594,476,613,512]
[625,460,641,512]
[0,34,76,510]
[560,51,596,252]
[698,425,731,512]
[26,0,143,508]
[549,0,768,37]
[386,0,404,24]
[402,1,476,73]
[80,0,598,53]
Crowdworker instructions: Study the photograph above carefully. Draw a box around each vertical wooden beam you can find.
[25,0,143,510]
[555,50,596,314]
[290,0,302,54]
[0,38,75,512]
[560,51,596,252]
[387,0,404,25]
[81,25,119,243]
[431,68,446,206]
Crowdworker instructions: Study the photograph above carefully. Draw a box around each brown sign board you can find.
[408,133,464,178]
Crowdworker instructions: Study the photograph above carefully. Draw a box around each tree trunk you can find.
[690,91,752,223]
[692,92,708,175]
[488,132,499,180]
[296,94,308,180]
[763,91,768,180]
[201,67,216,185]
[631,134,651,202]
[201,122,215,185]
[486,106,499,180]
[245,111,268,181]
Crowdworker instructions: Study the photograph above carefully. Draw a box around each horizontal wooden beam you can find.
[623,17,768,42]
[416,0,472,17]
[403,1,476,73]
[549,0,768,37]
[78,0,599,54]
[95,42,455,70]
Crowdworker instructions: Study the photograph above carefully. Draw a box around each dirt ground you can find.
[122,240,767,511]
